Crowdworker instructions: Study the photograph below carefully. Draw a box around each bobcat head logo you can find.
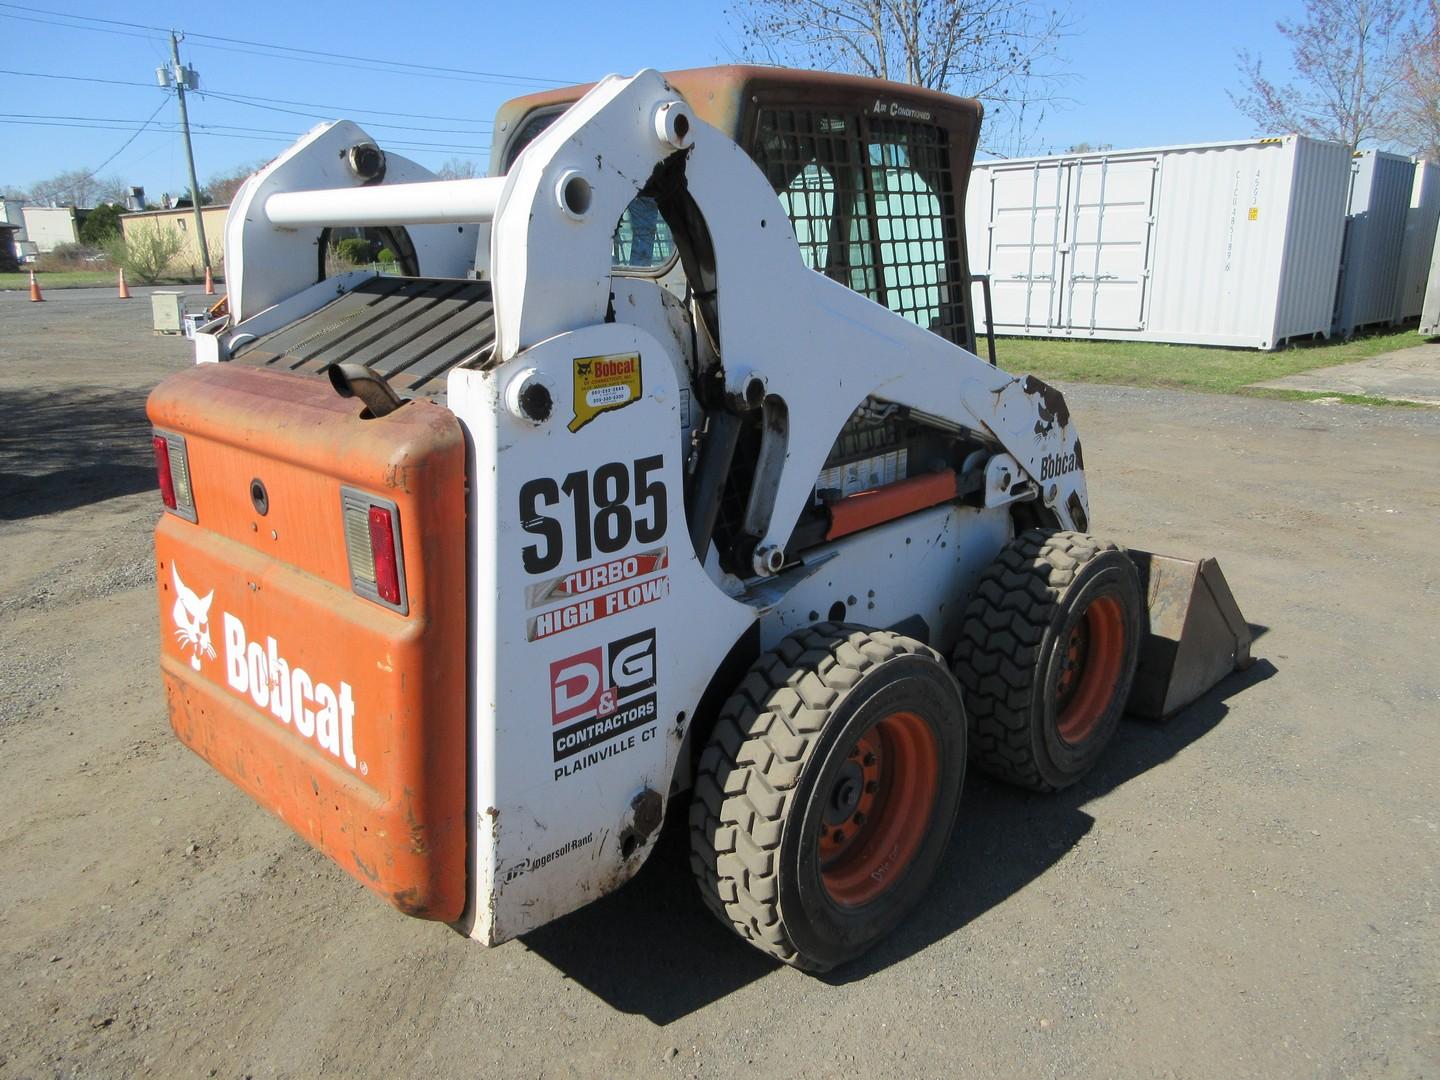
[171,564,216,671]
[575,360,592,377]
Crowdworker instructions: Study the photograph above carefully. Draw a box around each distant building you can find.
[0,222,20,270]
[119,203,229,276]
[0,196,34,262]
[21,205,88,253]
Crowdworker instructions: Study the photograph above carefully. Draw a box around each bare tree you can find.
[1232,0,1421,151]
[205,161,268,205]
[23,168,129,207]
[1397,1,1440,157]
[435,157,483,180]
[728,0,1071,155]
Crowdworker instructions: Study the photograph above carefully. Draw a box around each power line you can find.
[0,3,575,88]
[88,97,169,177]
[197,91,491,136]
[0,68,156,90]
[0,69,495,128]
[0,9,161,42]
[0,115,489,155]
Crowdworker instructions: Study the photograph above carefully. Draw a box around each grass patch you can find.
[994,327,1424,398]
[0,270,221,290]
[1,270,123,290]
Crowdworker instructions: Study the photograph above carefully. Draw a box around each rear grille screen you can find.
[751,107,972,351]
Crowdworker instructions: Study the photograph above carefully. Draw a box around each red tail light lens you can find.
[152,434,176,509]
[152,429,196,521]
[368,506,401,605]
[341,488,408,614]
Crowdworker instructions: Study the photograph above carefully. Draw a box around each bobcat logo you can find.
[171,564,216,671]
[575,360,592,377]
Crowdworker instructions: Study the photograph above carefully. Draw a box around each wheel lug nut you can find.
[865,780,878,793]
[863,753,876,766]
[832,829,845,843]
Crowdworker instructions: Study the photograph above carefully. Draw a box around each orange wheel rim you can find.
[1054,593,1125,744]
[818,710,938,907]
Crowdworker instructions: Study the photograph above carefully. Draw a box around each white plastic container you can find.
[967,136,1352,350]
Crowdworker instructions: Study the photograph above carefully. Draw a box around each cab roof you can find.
[489,64,983,174]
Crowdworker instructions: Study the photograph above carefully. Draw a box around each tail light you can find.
[341,488,409,614]
[152,430,196,521]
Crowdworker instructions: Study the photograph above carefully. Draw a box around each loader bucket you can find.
[1125,550,1254,720]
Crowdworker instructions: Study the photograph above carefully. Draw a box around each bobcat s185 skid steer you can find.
[148,67,1251,971]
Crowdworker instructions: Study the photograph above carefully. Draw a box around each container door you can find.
[1060,156,1158,331]
[985,160,1069,329]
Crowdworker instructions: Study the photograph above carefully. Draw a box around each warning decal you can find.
[569,352,642,432]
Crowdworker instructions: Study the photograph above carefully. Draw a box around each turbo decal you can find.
[569,352,642,432]
[526,547,669,609]
[549,629,659,778]
[528,576,669,641]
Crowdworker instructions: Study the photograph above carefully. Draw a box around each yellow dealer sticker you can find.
[570,352,642,432]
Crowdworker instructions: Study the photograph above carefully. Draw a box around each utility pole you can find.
[168,31,210,273]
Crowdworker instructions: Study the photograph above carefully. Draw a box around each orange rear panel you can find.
[149,364,467,920]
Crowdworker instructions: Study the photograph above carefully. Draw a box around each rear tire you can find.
[688,624,966,971]
[953,530,1143,792]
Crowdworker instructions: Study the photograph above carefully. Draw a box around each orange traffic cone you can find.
[117,269,131,300]
[28,270,43,302]
[204,266,215,296]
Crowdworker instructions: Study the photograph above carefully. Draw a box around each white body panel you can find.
[213,70,1092,945]
[968,136,1351,349]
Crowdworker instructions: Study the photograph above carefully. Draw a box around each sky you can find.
[0,0,1323,203]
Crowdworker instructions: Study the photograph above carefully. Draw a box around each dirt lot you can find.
[1,286,1437,1079]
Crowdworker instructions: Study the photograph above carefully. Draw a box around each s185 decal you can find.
[519,456,666,575]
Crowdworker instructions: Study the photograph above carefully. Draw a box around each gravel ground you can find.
[1,286,1436,1079]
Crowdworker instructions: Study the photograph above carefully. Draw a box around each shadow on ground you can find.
[1,386,155,519]
[521,659,1277,1024]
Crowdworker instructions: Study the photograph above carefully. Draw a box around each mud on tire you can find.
[688,624,966,972]
[953,530,1143,792]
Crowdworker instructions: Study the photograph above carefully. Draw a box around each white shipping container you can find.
[1390,159,1439,322]
[1333,149,1415,337]
[1420,209,1440,333]
[967,136,1352,350]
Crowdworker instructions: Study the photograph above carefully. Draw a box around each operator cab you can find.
[493,66,985,355]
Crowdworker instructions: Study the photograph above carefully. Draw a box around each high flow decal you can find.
[169,563,364,775]
[529,576,669,641]
[550,629,659,780]
[527,547,669,609]
[569,352,642,432]
[519,457,666,575]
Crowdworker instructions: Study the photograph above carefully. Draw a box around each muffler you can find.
[1125,550,1254,720]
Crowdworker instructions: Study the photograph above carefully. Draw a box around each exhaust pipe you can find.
[329,362,405,418]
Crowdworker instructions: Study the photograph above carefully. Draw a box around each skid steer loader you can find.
[148,66,1251,971]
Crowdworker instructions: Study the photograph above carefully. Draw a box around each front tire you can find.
[953,530,1143,791]
[689,624,966,971]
